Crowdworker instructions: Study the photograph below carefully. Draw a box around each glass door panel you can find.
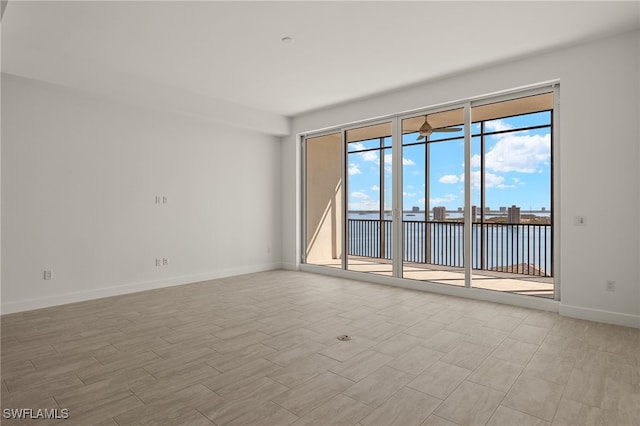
[305,132,343,268]
[346,122,393,276]
[470,93,554,297]
[401,108,465,285]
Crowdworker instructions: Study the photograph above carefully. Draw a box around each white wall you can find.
[1,74,282,313]
[282,30,640,327]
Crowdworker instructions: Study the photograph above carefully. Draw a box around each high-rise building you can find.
[433,206,446,221]
[508,205,521,223]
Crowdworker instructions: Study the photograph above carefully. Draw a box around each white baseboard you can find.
[559,304,640,329]
[281,262,299,271]
[0,262,283,315]
[4,264,638,330]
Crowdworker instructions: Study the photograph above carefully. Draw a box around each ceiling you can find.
[2,1,639,121]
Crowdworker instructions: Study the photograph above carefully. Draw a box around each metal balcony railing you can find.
[347,219,552,277]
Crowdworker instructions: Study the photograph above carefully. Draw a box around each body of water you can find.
[347,212,553,275]
[349,211,551,221]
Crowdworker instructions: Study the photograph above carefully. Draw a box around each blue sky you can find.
[347,112,552,212]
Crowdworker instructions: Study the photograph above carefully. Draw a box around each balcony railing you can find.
[347,219,552,277]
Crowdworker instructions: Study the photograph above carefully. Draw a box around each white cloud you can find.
[485,133,550,173]
[371,185,380,191]
[470,119,550,173]
[459,171,510,189]
[403,192,417,197]
[403,157,416,166]
[351,191,370,200]
[470,155,481,169]
[429,194,457,204]
[482,172,505,188]
[348,163,362,175]
[439,174,460,184]
[485,119,514,132]
[350,200,380,210]
[350,190,380,210]
[360,151,378,162]
[383,154,415,166]
[350,143,379,162]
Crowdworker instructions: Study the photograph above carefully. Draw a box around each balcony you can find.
[331,218,554,298]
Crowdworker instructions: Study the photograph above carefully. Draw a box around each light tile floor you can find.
[311,257,555,298]
[1,270,638,425]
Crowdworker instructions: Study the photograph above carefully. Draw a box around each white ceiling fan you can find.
[416,117,462,141]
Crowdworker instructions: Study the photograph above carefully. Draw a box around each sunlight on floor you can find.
[308,257,554,298]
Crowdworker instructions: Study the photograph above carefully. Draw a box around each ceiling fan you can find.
[416,117,462,141]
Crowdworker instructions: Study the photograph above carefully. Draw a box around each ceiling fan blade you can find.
[432,127,462,132]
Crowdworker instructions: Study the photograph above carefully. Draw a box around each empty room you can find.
[1,1,639,425]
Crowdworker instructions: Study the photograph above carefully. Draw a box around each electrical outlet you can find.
[155,258,161,267]
[43,270,52,280]
[162,196,168,204]
[162,258,168,266]
[605,280,616,292]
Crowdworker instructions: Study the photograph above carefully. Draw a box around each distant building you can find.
[433,206,446,221]
[412,206,420,213]
[471,205,478,222]
[457,207,463,212]
[485,206,490,212]
[508,205,521,223]
[499,206,507,212]
[541,207,547,212]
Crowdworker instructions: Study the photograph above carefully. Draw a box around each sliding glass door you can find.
[469,93,554,297]
[304,132,343,268]
[302,86,556,299]
[400,107,466,286]
[345,121,394,276]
